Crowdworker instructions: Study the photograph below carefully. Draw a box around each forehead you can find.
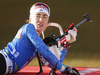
[35,12,48,16]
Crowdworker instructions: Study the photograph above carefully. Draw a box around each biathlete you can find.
[0,2,78,75]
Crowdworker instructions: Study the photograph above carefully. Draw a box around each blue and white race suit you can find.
[1,23,67,74]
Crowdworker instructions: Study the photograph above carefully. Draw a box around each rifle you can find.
[37,13,92,75]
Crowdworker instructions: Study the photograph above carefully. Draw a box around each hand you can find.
[68,27,77,43]
[61,65,73,74]
[63,42,71,49]
[61,65,80,75]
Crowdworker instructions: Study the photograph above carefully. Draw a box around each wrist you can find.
[58,64,65,72]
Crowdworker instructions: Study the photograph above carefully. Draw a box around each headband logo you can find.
[33,6,48,11]
[40,9,43,11]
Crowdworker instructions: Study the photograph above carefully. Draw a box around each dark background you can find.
[0,0,100,60]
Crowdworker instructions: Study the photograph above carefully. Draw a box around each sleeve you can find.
[60,49,67,62]
[26,24,65,71]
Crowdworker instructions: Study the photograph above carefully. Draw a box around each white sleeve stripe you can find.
[59,65,65,71]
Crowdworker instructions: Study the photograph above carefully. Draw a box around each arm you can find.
[26,23,65,71]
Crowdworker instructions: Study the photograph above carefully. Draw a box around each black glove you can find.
[61,65,80,75]
[43,37,54,45]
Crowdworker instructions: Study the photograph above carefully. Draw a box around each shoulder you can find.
[21,23,35,31]
[25,23,35,31]
[17,23,36,34]
[24,23,37,35]
[23,23,34,28]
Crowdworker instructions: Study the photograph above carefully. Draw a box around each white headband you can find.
[29,5,50,19]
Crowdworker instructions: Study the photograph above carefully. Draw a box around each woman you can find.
[0,2,78,75]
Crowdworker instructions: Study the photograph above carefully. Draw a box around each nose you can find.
[39,18,43,22]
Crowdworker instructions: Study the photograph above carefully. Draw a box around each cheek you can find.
[31,18,37,25]
[43,23,48,30]
[44,20,48,27]
[44,19,49,24]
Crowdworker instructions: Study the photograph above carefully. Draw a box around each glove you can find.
[63,42,71,49]
[68,27,77,43]
[61,65,80,75]
[61,65,73,74]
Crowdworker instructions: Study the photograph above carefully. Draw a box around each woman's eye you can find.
[43,16,47,18]
[43,17,46,18]
[36,16,40,18]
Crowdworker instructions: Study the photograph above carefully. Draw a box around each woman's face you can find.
[30,12,49,35]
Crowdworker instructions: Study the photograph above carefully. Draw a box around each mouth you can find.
[37,23,43,27]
